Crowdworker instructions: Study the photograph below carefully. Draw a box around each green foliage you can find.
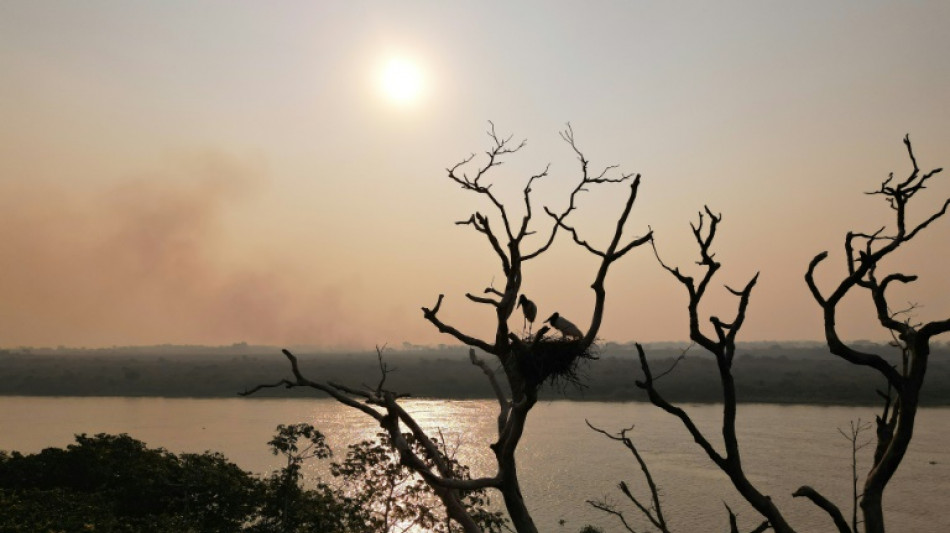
[251,423,367,533]
[249,480,367,533]
[264,424,507,533]
[332,431,507,533]
[0,427,509,533]
[268,424,332,466]
[0,433,260,533]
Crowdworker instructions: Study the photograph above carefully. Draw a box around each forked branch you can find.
[586,420,669,533]
[241,348,502,533]
[422,294,496,355]
[804,135,948,533]
[639,207,794,533]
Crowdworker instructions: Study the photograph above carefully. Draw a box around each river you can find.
[2,397,948,532]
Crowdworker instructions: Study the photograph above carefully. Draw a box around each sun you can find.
[379,57,424,105]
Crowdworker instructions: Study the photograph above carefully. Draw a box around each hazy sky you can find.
[2,1,949,349]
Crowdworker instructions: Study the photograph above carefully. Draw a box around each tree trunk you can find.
[861,342,927,533]
[439,489,483,533]
[500,474,538,533]
[496,379,538,533]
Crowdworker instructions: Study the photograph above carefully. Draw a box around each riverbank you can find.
[3,342,949,405]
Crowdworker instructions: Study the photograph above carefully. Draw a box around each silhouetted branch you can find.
[805,135,948,533]
[634,344,726,469]
[469,349,510,436]
[373,344,394,395]
[422,294,496,355]
[525,124,639,261]
[805,254,902,388]
[466,292,501,307]
[456,212,512,275]
[838,418,872,532]
[239,379,295,397]
[484,286,504,297]
[242,348,496,533]
[585,498,641,533]
[644,206,795,532]
[447,122,528,243]
[580,177,653,348]
[587,498,637,533]
[382,394,501,491]
[587,420,669,533]
[724,503,770,533]
[652,343,693,382]
[240,349,385,419]
[516,164,551,239]
[549,217,605,257]
[792,487,851,533]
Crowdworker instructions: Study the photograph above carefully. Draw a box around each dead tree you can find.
[805,135,949,533]
[244,123,652,533]
[838,419,873,533]
[598,136,945,533]
[632,207,780,533]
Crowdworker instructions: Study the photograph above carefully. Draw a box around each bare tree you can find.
[594,136,946,533]
[805,135,949,533]
[837,419,873,533]
[596,206,843,533]
[244,123,652,533]
[632,206,778,533]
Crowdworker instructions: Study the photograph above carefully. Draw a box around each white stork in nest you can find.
[545,312,583,340]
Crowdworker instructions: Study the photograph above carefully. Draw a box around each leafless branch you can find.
[422,294,496,355]
[516,164,551,239]
[484,284,504,298]
[652,343,694,382]
[634,344,727,469]
[525,124,644,261]
[792,486,851,533]
[805,135,948,533]
[456,212,512,275]
[724,503,771,533]
[837,418,872,533]
[446,122,528,243]
[469,349,510,437]
[586,420,669,533]
[466,292,501,307]
[239,379,295,397]
[586,497,641,533]
[644,206,796,532]
[372,344,394,395]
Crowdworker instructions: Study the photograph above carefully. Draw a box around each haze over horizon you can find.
[2,1,949,349]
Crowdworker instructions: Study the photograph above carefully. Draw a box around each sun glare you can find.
[380,57,423,105]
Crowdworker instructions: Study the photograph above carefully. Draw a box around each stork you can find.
[545,312,583,339]
[517,294,538,336]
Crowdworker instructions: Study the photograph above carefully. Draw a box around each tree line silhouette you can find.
[3,343,950,404]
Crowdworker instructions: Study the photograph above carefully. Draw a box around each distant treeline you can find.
[2,342,949,405]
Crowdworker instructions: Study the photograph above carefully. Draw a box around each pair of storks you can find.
[516,294,583,339]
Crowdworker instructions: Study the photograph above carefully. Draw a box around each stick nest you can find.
[514,337,599,390]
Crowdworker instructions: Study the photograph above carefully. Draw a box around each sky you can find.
[1,1,949,349]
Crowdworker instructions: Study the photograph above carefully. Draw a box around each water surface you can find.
[2,397,947,532]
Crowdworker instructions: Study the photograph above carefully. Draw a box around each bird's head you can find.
[517,294,526,307]
[545,312,559,324]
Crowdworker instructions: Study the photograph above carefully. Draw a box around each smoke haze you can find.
[0,153,375,348]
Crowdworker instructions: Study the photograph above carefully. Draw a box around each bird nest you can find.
[514,337,599,391]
